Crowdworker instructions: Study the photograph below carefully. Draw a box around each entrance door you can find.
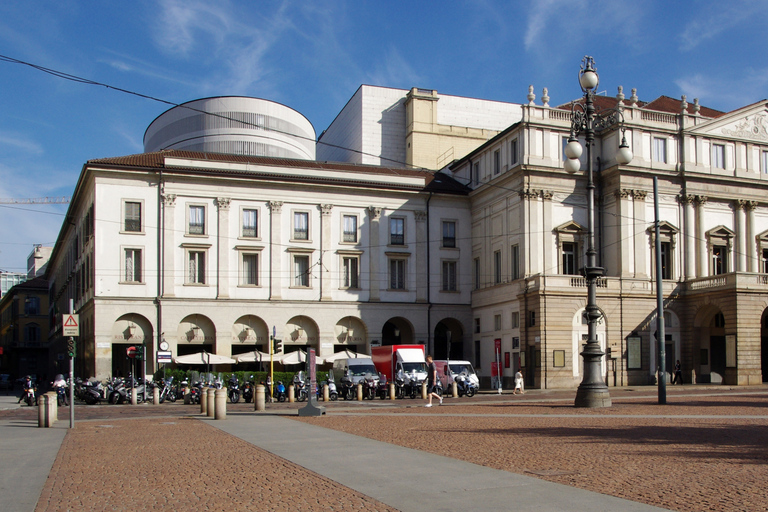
[710,336,726,384]
[762,337,768,383]
[665,340,675,383]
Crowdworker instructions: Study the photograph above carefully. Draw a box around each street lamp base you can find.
[574,385,612,408]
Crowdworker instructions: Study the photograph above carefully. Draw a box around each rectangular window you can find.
[494,250,502,284]
[762,150,768,174]
[24,297,40,316]
[529,310,536,326]
[494,314,502,331]
[189,205,205,235]
[473,258,480,290]
[562,242,577,275]
[124,248,142,282]
[493,149,501,175]
[188,251,205,284]
[442,261,457,291]
[389,259,405,289]
[510,244,519,280]
[712,245,727,275]
[342,256,359,289]
[473,162,480,185]
[474,340,481,368]
[124,201,141,232]
[511,311,519,328]
[242,253,259,285]
[294,255,310,287]
[660,242,671,279]
[293,212,309,240]
[474,318,481,334]
[442,221,456,248]
[510,138,518,166]
[653,137,667,163]
[242,209,258,238]
[343,215,358,243]
[712,144,725,169]
[390,217,405,245]
[762,248,768,273]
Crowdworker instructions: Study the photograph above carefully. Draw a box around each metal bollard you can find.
[323,384,329,402]
[255,385,265,411]
[389,382,396,400]
[130,386,138,405]
[421,381,428,399]
[452,381,458,398]
[356,383,363,401]
[206,388,215,418]
[37,393,51,428]
[200,387,208,414]
[214,388,227,420]
[48,392,57,422]
[288,384,295,403]
[153,385,160,405]
[184,387,191,405]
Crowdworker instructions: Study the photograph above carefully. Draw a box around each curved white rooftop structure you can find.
[143,96,316,160]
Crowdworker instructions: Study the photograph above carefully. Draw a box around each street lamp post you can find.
[564,56,633,408]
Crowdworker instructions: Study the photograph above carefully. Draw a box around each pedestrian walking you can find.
[425,355,442,407]
[672,360,683,385]
[513,369,524,395]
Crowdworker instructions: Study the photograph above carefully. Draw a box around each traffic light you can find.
[273,338,282,353]
[136,345,144,360]
[67,337,76,357]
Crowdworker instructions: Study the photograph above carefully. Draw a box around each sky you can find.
[1,0,767,273]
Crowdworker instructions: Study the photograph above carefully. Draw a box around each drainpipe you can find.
[426,192,433,355]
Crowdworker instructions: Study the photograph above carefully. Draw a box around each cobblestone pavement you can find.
[6,386,768,512]
[296,390,768,512]
[33,417,397,512]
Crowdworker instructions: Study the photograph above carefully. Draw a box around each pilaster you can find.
[268,201,283,300]
[320,204,333,301]
[367,206,382,302]
[215,197,231,299]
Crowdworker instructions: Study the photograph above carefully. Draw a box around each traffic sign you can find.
[126,346,137,358]
[62,314,80,337]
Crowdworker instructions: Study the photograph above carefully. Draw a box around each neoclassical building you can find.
[46,151,472,379]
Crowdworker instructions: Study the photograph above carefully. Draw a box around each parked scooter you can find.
[81,379,104,405]
[362,373,378,400]
[394,369,406,399]
[293,371,308,402]
[273,381,287,402]
[228,374,240,403]
[376,372,389,400]
[316,378,338,401]
[20,378,37,406]
[108,377,127,404]
[52,374,68,406]
[242,376,254,403]
[455,371,476,397]
[338,369,355,400]
[406,369,422,399]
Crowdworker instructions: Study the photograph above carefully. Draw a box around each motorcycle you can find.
[81,379,103,405]
[339,369,355,400]
[52,374,68,406]
[158,376,177,403]
[189,381,203,405]
[406,370,422,399]
[108,377,127,404]
[242,376,254,403]
[376,373,389,400]
[22,382,37,406]
[228,374,240,403]
[455,371,476,398]
[126,375,147,403]
[394,369,406,399]
[316,379,338,401]
[273,381,287,402]
[362,373,378,400]
[293,372,308,402]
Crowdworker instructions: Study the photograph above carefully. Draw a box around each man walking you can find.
[425,355,442,407]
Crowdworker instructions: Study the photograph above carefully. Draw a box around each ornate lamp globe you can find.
[565,138,583,160]
[616,135,633,165]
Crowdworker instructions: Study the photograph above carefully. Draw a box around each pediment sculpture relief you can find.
[721,113,768,141]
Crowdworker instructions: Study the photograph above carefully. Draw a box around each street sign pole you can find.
[68,299,75,428]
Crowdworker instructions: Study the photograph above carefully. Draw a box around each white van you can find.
[331,357,379,385]
[434,360,480,390]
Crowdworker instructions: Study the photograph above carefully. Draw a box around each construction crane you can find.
[0,196,71,204]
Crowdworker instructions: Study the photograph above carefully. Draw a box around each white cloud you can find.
[0,132,43,154]
[674,67,768,112]
[365,47,423,89]
[679,2,768,51]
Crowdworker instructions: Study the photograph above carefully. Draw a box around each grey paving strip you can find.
[207,412,668,512]
[0,419,68,512]
[323,412,768,419]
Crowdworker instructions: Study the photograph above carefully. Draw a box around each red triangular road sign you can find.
[64,315,78,327]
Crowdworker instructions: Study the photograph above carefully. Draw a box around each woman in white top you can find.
[513,370,524,395]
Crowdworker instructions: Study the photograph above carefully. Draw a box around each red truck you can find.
[371,344,427,383]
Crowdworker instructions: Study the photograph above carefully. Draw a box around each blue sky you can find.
[1,0,767,272]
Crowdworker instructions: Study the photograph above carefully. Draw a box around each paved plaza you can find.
[0,385,766,511]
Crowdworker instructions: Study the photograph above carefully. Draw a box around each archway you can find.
[284,316,319,353]
[693,305,725,384]
[762,309,768,383]
[232,315,269,355]
[433,319,464,360]
[334,317,368,353]
[381,318,414,345]
[176,314,216,356]
[111,313,153,379]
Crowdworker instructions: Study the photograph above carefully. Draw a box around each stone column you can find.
[367,207,382,302]
[215,197,231,299]
[734,200,747,272]
[415,210,428,303]
[320,204,333,301]
[268,201,283,300]
[633,190,648,278]
[747,201,758,272]
[541,191,553,276]
[161,193,176,297]
[681,195,696,280]
[521,190,540,275]
[696,196,708,276]
[616,190,633,277]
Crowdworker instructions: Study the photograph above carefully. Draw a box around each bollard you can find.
[206,388,215,418]
[451,381,458,398]
[130,386,138,406]
[48,392,58,423]
[288,384,295,403]
[389,382,396,400]
[38,393,52,428]
[421,381,428,399]
[153,385,160,405]
[214,388,227,420]
[200,387,208,414]
[323,384,329,402]
[255,385,265,411]
[184,386,191,405]
[356,383,363,401]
